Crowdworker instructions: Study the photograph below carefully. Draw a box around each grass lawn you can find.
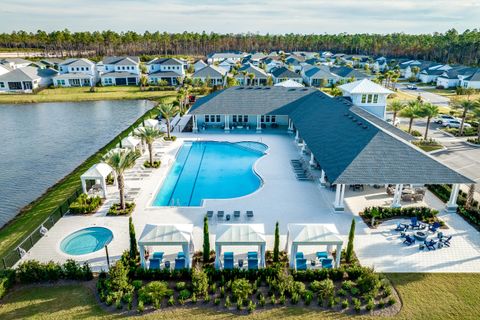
[1,274,479,319]
[415,144,444,152]
[0,86,176,104]
[387,90,417,103]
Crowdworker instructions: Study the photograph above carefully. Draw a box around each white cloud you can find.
[0,0,479,34]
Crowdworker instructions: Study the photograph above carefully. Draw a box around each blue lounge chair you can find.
[296,258,307,270]
[395,223,408,232]
[322,258,333,269]
[248,258,258,270]
[439,235,452,247]
[175,258,186,270]
[429,222,440,233]
[424,239,437,250]
[295,252,304,260]
[224,252,234,259]
[152,252,164,260]
[164,261,170,269]
[224,258,234,270]
[248,252,258,259]
[177,252,185,259]
[403,235,415,246]
[410,217,420,229]
[149,258,160,270]
[316,251,328,260]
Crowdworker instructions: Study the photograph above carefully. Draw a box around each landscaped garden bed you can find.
[108,202,135,216]
[143,160,161,169]
[69,194,103,215]
[467,137,480,145]
[360,206,441,228]
[412,139,443,152]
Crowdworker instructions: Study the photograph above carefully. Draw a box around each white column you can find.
[81,178,87,194]
[288,118,293,132]
[224,115,230,132]
[290,244,297,269]
[309,153,315,166]
[101,177,108,199]
[391,184,403,208]
[256,115,261,133]
[320,170,326,186]
[295,130,299,143]
[335,244,342,268]
[446,184,460,212]
[334,184,345,211]
[182,243,190,269]
[192,115,198,133]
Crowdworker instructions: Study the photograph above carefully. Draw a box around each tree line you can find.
[0,29,479,65]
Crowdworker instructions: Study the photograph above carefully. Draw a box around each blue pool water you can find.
[60,227,113,255]
[153,141,267,206]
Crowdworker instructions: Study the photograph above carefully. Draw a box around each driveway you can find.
[397,83,450,107]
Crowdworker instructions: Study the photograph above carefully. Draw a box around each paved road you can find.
[396,83,450,107]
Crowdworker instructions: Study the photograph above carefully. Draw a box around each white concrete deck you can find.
[18,131,480,272]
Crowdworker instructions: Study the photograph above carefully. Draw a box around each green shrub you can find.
[362,206,438,223]
[378,300,385,309]
[337,288,347,296]
[342,280,356,290]
[236,298,243,310]
[279,294,286,305]
[290,292,300,304]
[366,298,375,311]
[220,286,225,298]
[388,297,396,305]
[167,296,175,306]
[350,287,360,296]
[231,278,252,301]
[357,269,381,295]
[203,294,211,303]
[311,279,335,300]
[259,294,266,307]
[179,289,191,300]
[69,194,102,214]
[224,296,231,308]
[176,281,186,291]
[108,202,135,216]
[327,297,335,308]
[138,281,173,305]
[304,290,313,305]
[143,160,161,168]
[0,269,15,299]
[192,266,209,296]
[137,300,144,313]
[410,129,422,137]
[210,282,217,293]
[191,293,197,304]
[132,280,143,291]
[341,299,349,309]
[247,300,256,313]
[270,293,276,305]
[115,297,123,309]
[353,298,361,312]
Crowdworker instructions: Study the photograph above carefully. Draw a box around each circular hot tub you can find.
[60,227,113,255]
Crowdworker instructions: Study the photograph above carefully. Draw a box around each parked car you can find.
[442,119,472,129]
[434,114,457,124]
[406,84,417,90]
[386,118,400,127]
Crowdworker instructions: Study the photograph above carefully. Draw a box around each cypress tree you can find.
[129,217,139,259]
[203,215,210,263]
[345,219,355,263]
[273,222,280,263]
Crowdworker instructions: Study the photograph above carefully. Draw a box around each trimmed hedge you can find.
[69,194,102,214]
[16,259,93,284]
[108,202,135,216]
[458,206,480,229]
[143,160,161,168]
[0,269,15,298]
[361,206,438,222]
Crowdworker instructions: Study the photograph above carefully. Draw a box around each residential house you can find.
[341,55,370,68]
[330,66,369,81]
[274,79,305,88]
[461,69,480,89]
[301,65,339,87]
[242,52,267,66]
[271,67,303,84]
[194,60,207,72]
[0,66,57,93]
[147,58,185,86]
[192,65,227,86]
[338,79,393,120]
[262,57,283,72]
[54,58,97,87]
[235,64,269,85]
[0,64,12,76]
[98,56,140,86]
[207,52,245,64]
[218,58,237,72]
[292,51,318,59]
[40,58,65,70]
[373,57,388,72]
[0,58,32,69]
[285,55,305,72]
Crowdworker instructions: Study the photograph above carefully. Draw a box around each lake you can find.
[0,100,154,228]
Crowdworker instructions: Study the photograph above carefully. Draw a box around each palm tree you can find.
[248,73,255,86]
[135,126,164,166]
[157,103,179,139]
[103,149,140,210]
[419,103,439,139]
[400,101,423,133]
[139,75,148,89]
[388,101,405,125]
[452,99,476,136]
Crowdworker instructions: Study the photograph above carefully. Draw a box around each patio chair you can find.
[149,258,160,270]
[424,239,437,251]
[429,222,441,233]
[410,217,421,229]
[224,252,234,259]
[295,252,304,260]
[233,210,241,218]
[248,258,259,270]
[401,193,414,202]
[413,193,424,202]
[224,258,234,270]
[152,252,164,261]
[217,211,224,218]
[296,258,307,270]
[439,235,452,247]
[164,261,170,270]
[316,251,328,260]
[177,252,185,259]
[321,258,333,269]
[206,210,213,219]
[174,258,186,270]
[403,235,416,246]
[395,223,408,232]
[248,252,258,259]
[246,210,254,218]
[238,259,244,268]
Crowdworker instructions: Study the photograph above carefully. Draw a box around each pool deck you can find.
[18,131,480,272]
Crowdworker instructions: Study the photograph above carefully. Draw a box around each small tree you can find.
[419,103,439,139]
[388,101,405,125]
[129,217,139,260]
[466,184,475,210]
[452,99,476,136]
[135,126,164,166]
[400,101,423,133]
[345,219,355,263]
[157,103,179,139]
[273,222,280,263]
[203,215,210,263]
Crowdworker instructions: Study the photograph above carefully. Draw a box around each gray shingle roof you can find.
[271,67,301,79]
[148,70,180,77]
[305,66,338,79]
[0,66,57,82]
[236,64,268,79]
[330,66,368,79]
[100,71,139,78]
[192,65,226,78]
[102,56,139,65]
[60,58,95,67]
[147,57,183,66]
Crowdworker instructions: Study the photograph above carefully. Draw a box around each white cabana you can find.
[138,224,194,269]
[121,136,142,153]
[80,163,115,198]
[215,224,266,269]
[144,118,159,128]
[286,223,344,269]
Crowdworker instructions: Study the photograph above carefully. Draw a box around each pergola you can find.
[138,224,194,269]
[215,224,266,269]
[80,163,115,198]
[286,223,343,269]
[121,136,142,153]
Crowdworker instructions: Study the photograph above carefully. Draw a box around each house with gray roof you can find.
[147,57,185,86]
[330,66,369,81]
[235,64,269,85]
[436,67,479,88]
[194,60,207,72]
[301,65,339,87]
[188,86,472,211]
[192,65,227,86]
[461,69,480,89]
[0,58,32,70]
[271,67,303,85]
[54,58,97,87]
[98,56,140,86]
[0,66,57,92]
[207,52,246,64]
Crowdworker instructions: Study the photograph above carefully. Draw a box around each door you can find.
[115,78,127,85]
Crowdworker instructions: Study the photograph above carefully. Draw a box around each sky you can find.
[1,0,479,34]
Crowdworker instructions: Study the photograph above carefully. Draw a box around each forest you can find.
[0,29,479,65]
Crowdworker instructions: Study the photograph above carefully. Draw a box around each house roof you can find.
[60,58,95,67]
[287,224,343,245]
[208,52,245,59]
[81,163,113,179]
[338,79,393,94]
[236,64,268,78]
[271,67,300,79]
[215,224,266,245]
[100,71,139,78]
[274,79,305,88]
[0,58,32,65]
[191,87,472,185]
[54,72,94,79]
[465,69,480,82]
[138,224,193,245]
[147,57,183,66]
[194,60,207,66]
[0,66,57,82]
[101,56,139,65]
[192,65,227,78]
[304,66,338,80]
[148,70,181,78]
[330,66,368,79]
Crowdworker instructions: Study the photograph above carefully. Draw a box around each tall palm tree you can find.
[388,101,405,125]
[419,103,439,139]
[400,101,423,133]
[157,103,179,139]
[103,149,140,210]
[452,99,476,136]
[135,126,164,166]
[248,73,255,86]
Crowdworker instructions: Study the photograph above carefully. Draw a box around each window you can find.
[373,94,378,103]
[266,115,270,122]
[244,115,249,122]
[233,115,237,122]
[0,82,4,88]
[261,115,265,122]
[86,67,89,71]
[271,115,276,123]
[367,94,373,103]
[122,66,125,70]
[81,67,85,71]
[361,94,366,103]
[216,115,220,122]
[205,115,209,123]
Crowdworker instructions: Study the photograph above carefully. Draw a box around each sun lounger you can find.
[321,258,333,269]
[424,239,437,250]
[234,210,240,218]
[217,211,224,218]
[246,210,254,218]
[296,252,304,259]
[177,252,185,259]
[395,223,408,232]
[429,222,440,233]
[296,258,307,270]
[439,235,452,247]
[174,258,186,270]
[403,235,415,246]
[248,252,258,259]
[224,258,234,270]
[149,258,160,270]
[152,252,164,260]
[206,210,213,218]
[248,258,259,270]
[316,251,328,260]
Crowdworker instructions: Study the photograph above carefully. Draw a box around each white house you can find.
[338,79,393,120]
[194,60,207,72]
[54,58,97,87]
[147,57,185,86]
[218,58,236,72]
[192,65,227,86]
[98,56,140,86]
[207,52,245,64]
[461,69,480,89]
[301,65,339,87]
[235,64,269,85]
[271,67,303,84]
[262,57,283,72]
[418,64,452,84]
[0,58,32,70]
[0,66,57,93]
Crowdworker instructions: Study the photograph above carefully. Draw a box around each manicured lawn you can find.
[1,274,479,319]
[0,86,176,104]
[388,90,417,103]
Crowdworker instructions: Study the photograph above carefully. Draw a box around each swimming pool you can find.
[60,227,113,255]
[153,141,267,206]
